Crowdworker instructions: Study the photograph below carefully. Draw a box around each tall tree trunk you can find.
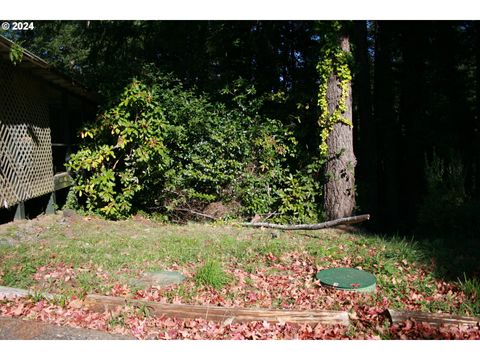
[324,35,357,220]
[352,20,377,225]
[475,22,480,197]
[373,21,399,231]
[398,22,428,231]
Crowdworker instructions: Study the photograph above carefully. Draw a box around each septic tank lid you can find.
[316,267,376,293]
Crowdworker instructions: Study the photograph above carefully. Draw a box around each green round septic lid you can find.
[316,268,376,293]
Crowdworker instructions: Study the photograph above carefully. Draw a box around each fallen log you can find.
[241,214,370,230]
[387,309,480,327]
[84,294,349,325]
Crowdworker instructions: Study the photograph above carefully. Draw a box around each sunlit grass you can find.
[0,213,478,316]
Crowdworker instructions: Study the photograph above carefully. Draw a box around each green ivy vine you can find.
[9,42,24,65]
[316,28,352,156]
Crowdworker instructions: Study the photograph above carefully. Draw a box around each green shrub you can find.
[274,159,324,224]
[67,67,325,221]
[67,80,170,219]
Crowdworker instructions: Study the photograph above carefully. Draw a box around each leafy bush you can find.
[67,80,170,218]
[276,172,321,224]
[67,68,325,221]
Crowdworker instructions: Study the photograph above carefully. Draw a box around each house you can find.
[0,35,98,222]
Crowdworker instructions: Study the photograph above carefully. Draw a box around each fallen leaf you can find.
[223,317,234,326]
[69,299,83,309]
[12,304,25,316]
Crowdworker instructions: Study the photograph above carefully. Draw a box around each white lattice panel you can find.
[0,60,53,208]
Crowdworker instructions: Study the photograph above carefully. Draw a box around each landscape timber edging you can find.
[84,294,350,326]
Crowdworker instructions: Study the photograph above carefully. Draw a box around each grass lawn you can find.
[0,212,479,339]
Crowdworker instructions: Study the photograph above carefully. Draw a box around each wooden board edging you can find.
[387,309,480,327]
[84,294,349,326]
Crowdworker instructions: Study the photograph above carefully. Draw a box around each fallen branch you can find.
[84,294,349,325]
[387,309,480,327]
[262,212,277,221]
[174,208,217,221]
[241,214,370,230]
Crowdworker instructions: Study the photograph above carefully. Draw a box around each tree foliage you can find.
[7,20,480,239]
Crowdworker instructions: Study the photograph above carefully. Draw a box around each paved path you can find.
[0,316,135,340]
[0,285,54,300]
[0,286,134,339]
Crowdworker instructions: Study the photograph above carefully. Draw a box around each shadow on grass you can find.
[414,236,480,281]
[374,230,479,282]
[326,223,480,282]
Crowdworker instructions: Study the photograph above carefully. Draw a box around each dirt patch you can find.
[203,201,240,219]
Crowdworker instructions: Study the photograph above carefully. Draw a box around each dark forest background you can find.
[6,20,480,242]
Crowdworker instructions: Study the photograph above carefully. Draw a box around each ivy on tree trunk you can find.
[319,32,357,220]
